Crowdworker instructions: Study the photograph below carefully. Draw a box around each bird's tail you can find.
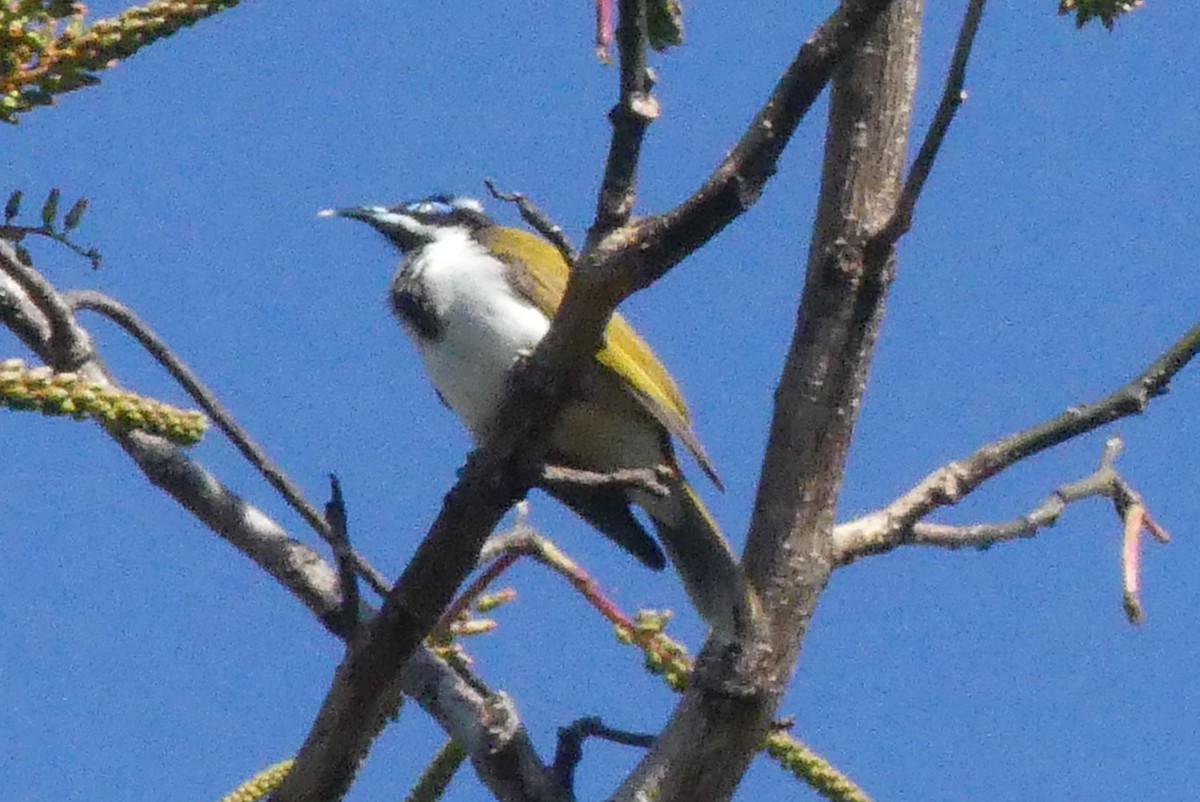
[645,478,761,643]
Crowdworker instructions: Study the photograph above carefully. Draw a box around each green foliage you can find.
[647,0,684,52]
[0,358,209,444]
[63,196,87,230]
[0,0,242,123]
[1058,0,1144,29]
[4,190,22,222]
[763,732,873,802]
[216,759,294,802]
[39,186,59,227]
[401,741,468,802]
[1,187,99,267]
[614,609,692,692]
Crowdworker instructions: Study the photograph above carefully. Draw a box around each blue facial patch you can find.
[405,198,455,216]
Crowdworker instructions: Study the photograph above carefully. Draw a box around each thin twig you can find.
[594,0,614,62]
[401,740,468,802]
[483,179,578,265]
[433,549,522,639]
[552,716,655,792]
[834,436,1175,624]
[62,289,391,597]
[873,438,1119,546]
[0,243,93,367]
[325,475,361,637]
[841,437,1171,623]
[871,0,987,252]
[833,322,1200,564]
[0,247,356,634]
[572,0,897,312]
[1121,502,1146,623]
[483,523,640,631]
[590,0,657,240]
[0,222,102,269]
[542,464,671,498]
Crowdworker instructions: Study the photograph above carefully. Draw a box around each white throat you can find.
[400,228,550,438]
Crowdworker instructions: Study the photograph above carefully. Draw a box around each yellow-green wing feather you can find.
[479,225,722,488]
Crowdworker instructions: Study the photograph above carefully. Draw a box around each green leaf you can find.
[1058,0,1144,29]
[4,190,22,222]
[63,197,88,231]
[40,187,60,228]
[647,0,684,52]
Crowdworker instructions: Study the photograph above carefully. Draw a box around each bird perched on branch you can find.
[321,194,759,642]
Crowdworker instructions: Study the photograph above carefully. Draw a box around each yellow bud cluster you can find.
[0,358,207,444]
[615,609,691,692]
[217,758,294,802]
[2,0,241,122]
[763,732,871,802]
[474,587,518,612]
[448,618,498,637]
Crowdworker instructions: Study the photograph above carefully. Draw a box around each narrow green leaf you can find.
[40,188,60,228]
[4,190,22,222]
[63,197,88,231]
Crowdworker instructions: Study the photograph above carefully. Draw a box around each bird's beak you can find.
[318,206,373,222]
[319,205,421,252]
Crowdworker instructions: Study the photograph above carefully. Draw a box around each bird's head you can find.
[319,194,491,253]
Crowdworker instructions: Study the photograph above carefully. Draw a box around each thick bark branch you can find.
[612,3,923,800]
[566,0,902,333]
[276,3,908,799]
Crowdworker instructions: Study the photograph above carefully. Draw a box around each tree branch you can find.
[832,321,1200,564]
[542,464,670,498]
[484,179,577,266]
[591,0,657,239]
[872,0,987,252]
[552,717,655,793]
[0,244,560,802]
[273,3,908,793]
[7,1,912,795]
[836,436,1155,553]
[61,288,391,596]
[324,475,361,637]
[613,2,922,800]
[577,0,901,311]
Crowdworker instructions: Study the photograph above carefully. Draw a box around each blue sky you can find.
[3,2,1199,800]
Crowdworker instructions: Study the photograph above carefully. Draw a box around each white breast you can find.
[403,229,551,438]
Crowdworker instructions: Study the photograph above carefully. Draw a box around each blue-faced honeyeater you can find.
[320,195,759,642]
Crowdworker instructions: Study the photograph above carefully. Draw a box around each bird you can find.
[320,194,759,642]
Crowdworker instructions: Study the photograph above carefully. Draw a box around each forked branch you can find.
[834,322,1200,564]
[0,245,559,802]
[62,288,390,596]
[275,5,903,801]
[871,0,987,253]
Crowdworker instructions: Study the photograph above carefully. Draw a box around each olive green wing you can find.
[480,225,723,489]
